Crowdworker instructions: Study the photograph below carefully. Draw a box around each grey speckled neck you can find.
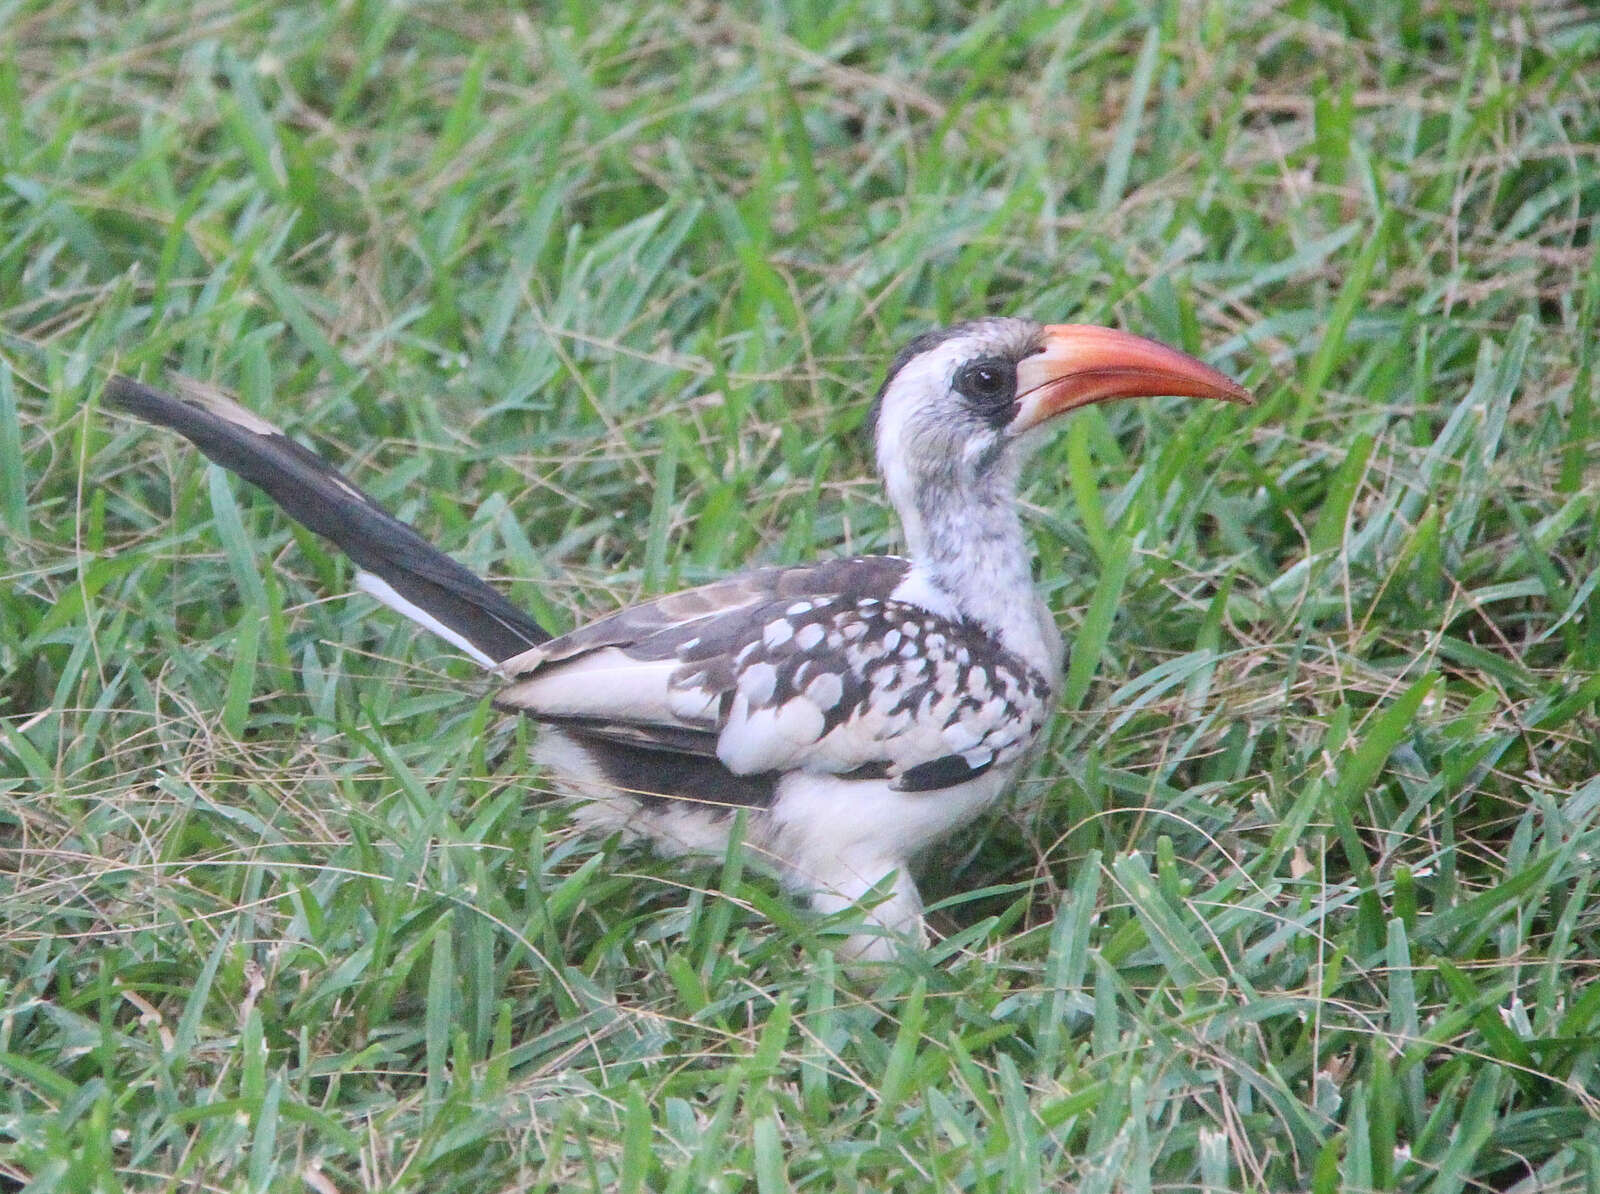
[900,462,1061,682]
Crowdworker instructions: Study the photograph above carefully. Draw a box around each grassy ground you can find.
[3,2,1599,1190]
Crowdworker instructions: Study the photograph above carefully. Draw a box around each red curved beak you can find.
[1010,324,1252,433]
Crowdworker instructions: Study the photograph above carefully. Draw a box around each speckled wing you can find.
[494,557,1055,793]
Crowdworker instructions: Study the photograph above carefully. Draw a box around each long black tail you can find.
[104,375,551,665]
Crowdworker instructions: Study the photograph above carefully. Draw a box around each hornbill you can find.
[105,318,1250,959]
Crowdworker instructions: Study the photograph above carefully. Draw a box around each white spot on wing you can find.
[739,661,778,705]
[668,683,720,724]
[805,672,843,709]
[773,698,825,745]
[719,706,779,772]
[941,722,983,753]
[764,618,794,648]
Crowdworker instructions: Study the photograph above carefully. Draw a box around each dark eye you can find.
[953,358,1017,419]
[969,366,1003,395]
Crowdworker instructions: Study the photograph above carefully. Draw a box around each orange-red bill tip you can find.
[1011,324,1252,432]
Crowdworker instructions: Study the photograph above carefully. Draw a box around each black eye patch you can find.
[952,357,1019,426]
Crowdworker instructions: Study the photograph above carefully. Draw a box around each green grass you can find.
[4,2,1600,1190]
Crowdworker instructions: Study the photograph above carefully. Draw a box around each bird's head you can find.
[869,317,1251,532]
